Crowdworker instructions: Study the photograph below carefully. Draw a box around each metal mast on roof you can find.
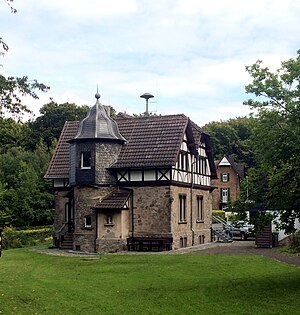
[140,93,154,115]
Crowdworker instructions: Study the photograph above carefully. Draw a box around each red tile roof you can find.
[44,114,217,179]
[44,121,79,179]
[93,189,131,209]
[112,114,188,168]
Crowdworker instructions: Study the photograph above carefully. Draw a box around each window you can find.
[221,188,230,203]
[179,194,187,223]
[199,235,205,244]
[180,237,187,248]
[81,151,91,169]
[196,196,204,222]
[106,214,113,225]
[199,157,207,175]
[64,203,69,222]
[84,216,92,228]
[179,151,189,171]
[221,173,229,182]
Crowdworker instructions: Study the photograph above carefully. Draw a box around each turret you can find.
[68,92,126,186]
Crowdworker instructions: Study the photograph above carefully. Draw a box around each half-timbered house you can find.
[44,93,217,252]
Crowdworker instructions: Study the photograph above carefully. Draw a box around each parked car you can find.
[226,221,254,240]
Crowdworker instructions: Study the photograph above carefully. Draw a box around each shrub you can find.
[2,226,52,250]
[290,231,300,253]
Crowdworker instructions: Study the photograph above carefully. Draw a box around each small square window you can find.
[180,237,187,248]
[81,151,91,169]
[106,214,113,225]
[199,235,205,244]
[84,216,92,228]
[221,173,229,182]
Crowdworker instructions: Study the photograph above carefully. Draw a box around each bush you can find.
[2,226,52,249]
[290,231,300,253]
[212,210,225,220]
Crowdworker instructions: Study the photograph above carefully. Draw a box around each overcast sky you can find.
[1,0,299,126]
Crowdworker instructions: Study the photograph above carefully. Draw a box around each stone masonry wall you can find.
[53,190,70,245]
[170,186,212,249]
[95,142,122,185]
[73,186,115,252]
[130,186,172,237]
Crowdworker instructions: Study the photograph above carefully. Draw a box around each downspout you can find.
[94,209,98,253]
[131,192,134,238]
[190,158,197,246]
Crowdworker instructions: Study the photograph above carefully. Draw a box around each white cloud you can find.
[1,0,299,126]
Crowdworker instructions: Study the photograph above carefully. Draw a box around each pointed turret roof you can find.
[69,92,126,143]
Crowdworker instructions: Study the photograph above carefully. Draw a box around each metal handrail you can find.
[212,215,233,241]
[212,215,233,229]
[58,221,68,247]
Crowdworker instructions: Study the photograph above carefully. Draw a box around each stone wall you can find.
[95,142,122,185]
[95,239,127,253]
[130,186,172,237]
[53,190,69,235]
[170,186,212,249]
[73,185,115,252]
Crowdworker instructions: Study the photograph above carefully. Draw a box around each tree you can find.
[0,144,53,227]
[202,117,257,168]
[26,102,90,148]
[0,116,28,153]
[244,50,300,233]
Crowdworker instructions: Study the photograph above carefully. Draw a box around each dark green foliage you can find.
[227,199,253,222]
[212,210,225,220]
[26,102,89,149]
[244,50,300,234]
[0,143,53,227]
[0,74,49,119]
[202,116,257,168]
[2,226,52,249]
[251,212,273,235]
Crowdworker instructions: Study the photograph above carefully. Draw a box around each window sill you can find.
[104,223,114,227]
[82,226,93,230]
[178,221,187,224]
[196,220,204,223]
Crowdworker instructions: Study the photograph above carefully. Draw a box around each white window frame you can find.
[81,151,91,169]
[221,188,229,203]
[84,216,92,228]
[196,195,204,222]
[221,173,228,182]
[106,214,113,225]
[179,194,187,223]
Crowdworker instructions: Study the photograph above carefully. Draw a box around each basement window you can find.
[180,237,187,248]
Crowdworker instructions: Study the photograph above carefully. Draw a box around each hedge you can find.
[2,226,53,250]
[212,210,226,220]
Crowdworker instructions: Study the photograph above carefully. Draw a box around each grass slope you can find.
[0,248,299,315]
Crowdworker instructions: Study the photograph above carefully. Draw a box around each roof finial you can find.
[95,85,101,100]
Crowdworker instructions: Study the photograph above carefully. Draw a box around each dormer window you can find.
[81,151,91,169]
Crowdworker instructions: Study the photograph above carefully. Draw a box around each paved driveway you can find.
[192,241,300,267]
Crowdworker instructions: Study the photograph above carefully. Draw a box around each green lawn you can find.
[0,248,299,315]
